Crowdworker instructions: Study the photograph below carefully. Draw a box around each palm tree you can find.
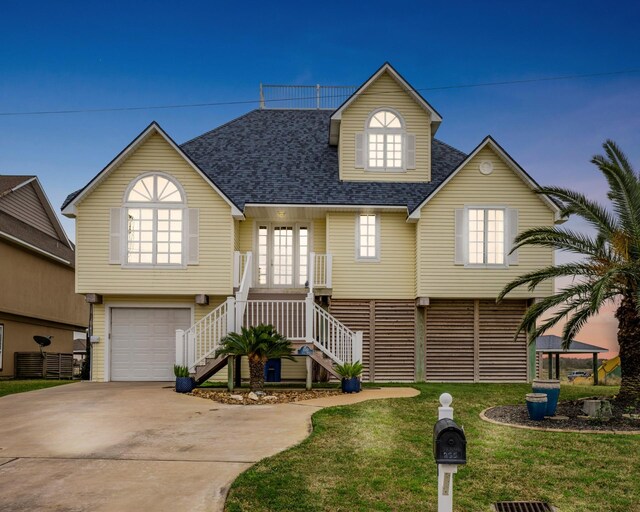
[215,324,295,392]
[498,140,640,407]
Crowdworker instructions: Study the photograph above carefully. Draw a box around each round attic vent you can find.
[479,161,494,175]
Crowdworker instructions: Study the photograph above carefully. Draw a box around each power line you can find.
[1,68,638,117]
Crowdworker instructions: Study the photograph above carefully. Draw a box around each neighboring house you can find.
[0,175,88,378]
[62,63,561,384]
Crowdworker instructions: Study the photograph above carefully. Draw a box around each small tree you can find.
[499,140,640,407]
[215,324,295,392]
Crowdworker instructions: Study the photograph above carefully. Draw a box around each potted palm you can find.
[215,324,294,392]
[174,365,195,393]
[335,361,363,393]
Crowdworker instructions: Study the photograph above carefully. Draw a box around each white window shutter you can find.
[355,133,365,168]
[406,134,416,169]
[508,208,519,265]
[109,208,122,264]
[188,208,199,265]
[454,208,464,265]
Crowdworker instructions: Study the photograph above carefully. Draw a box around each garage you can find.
[110,307,191,381]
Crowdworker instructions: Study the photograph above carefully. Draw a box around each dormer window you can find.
[366,109,404,170]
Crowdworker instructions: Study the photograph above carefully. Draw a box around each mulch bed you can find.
[190,388,342,405]
[483,398,640,433]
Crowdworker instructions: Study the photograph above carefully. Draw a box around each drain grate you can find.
[493,502,554,512]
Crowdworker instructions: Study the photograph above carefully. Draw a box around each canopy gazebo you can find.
[536,335,608,385]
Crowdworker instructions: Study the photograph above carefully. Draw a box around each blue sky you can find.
[1,0,638,351]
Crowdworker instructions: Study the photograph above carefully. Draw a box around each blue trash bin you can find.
[264,358,282,382]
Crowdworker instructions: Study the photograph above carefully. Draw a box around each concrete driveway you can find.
[0,382,418,512]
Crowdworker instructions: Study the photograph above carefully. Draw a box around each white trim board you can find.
[407,136,565,222]
[0,230,71,265]
[62,122,244,220]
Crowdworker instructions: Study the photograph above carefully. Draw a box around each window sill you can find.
[355,257,381,263]
[463,263,509,270]
[120,264,188,270]
[364,167,407,173]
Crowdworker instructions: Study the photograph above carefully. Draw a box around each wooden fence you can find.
[14,352,74,379]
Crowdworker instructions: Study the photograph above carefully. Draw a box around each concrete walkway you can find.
[0,382,418,512]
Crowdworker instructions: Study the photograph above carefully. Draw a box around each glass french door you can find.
[256,224,309,287]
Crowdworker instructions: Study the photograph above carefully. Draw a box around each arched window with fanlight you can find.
[366,109,404,169]
[110,172,196,267]
[354,108,415,172]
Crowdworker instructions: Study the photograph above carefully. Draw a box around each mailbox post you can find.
[433,393,466,512]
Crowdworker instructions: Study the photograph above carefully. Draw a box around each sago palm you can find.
[498,140,640,407]
[215,324,295,392]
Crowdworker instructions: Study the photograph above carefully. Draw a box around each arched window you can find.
[124,173,186,265]
[366,109,404,169]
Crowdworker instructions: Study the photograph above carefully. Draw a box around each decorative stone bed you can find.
[191,388,342,405]
[482,398,640,434]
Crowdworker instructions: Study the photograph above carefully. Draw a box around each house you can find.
[62,63,561,384]
[0,175,88,378]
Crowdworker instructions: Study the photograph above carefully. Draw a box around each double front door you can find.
[256,223,309,287]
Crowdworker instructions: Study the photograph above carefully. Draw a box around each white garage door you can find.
[111,308,191,381]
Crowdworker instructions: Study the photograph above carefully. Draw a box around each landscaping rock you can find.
[248,392,259,401]
[190,388,342,405]
[583,399,612,419]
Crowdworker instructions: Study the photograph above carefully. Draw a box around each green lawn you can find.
[0,379,73,398]
[225,383,639,512]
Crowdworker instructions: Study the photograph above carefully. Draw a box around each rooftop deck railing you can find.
[259,84,357,110]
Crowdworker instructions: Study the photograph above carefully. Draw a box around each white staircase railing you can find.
[176,291,363,373]
[235,252,252,328]
[310,299,362,366]
[176,298,234,371]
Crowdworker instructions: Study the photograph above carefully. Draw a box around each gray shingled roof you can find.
[536,335,608,353]
[180,109,466,211]
[62,109,466,212]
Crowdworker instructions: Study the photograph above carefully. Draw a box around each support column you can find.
[235,355,242,388]
[548,353,553,379]
[227,356,235,392]
[555,353,560,380]
[305,356,313,390]
[593,353,599,386]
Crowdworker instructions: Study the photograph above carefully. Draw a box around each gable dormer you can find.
[330,63,442,183]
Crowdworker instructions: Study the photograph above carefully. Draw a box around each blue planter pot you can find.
[526,393,548,421]
[532,379,560,416]
[175,377,195,393]
[341,377,361,394]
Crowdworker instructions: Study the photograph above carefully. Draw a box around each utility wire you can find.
[1,68,638,117]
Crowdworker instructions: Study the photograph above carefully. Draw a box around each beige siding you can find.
[0,182,59,238]
[417,146,555,299]
[339,71,431,182]
[327,212,415,299]
[313,218,326,253]
[75,133,234,295]
[237,218,253,252]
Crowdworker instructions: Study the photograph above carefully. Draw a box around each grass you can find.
[225,383,640,512]
[0,379,73,398]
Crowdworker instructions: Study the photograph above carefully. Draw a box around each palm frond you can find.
[537,186,618,236]
[512,226,606,258]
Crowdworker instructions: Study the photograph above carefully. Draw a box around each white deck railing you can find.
[233,251,251,288]
[260,84,357,110]
[309,252,332,290]
[240,300,306,340]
